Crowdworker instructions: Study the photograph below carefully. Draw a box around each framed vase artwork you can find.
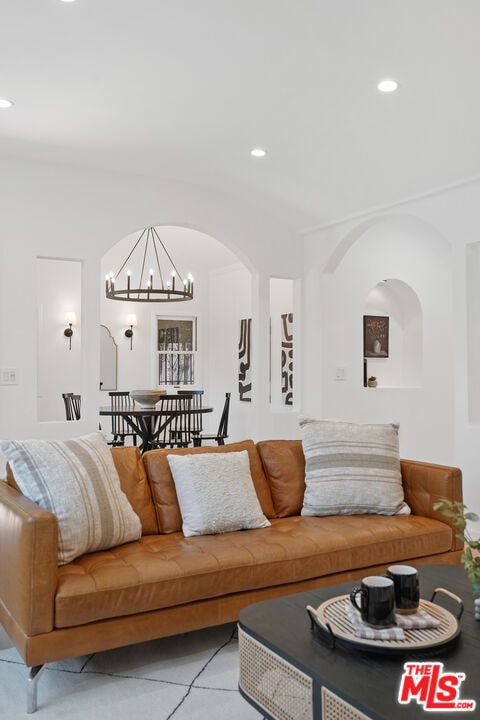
[363,315,389,358]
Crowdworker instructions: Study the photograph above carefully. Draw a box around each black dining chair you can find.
[177,389,204,442]
[153,393,193,448]
[108,391,138,446]
[192,392,230,446]
[62,393,81,421]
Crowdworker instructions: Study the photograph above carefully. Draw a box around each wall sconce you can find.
[125,314,137,350]
[64,311,77,350]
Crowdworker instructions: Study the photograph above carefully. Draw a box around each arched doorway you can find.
[100,225,252,441]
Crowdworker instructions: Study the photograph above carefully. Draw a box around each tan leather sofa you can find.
[0,439,463,711]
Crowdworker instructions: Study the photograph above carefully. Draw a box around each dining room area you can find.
[99,389,230,453]
[35,223,298,449]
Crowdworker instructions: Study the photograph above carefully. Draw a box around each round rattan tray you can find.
[307,590,462,655]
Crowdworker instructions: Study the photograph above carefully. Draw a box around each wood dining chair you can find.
[62,393,81,421]
[153,393,193,448]
[177,389,204,441]
[192,392,230,446]
[108,391,138,446]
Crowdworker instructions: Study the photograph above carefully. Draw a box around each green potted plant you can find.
[367,376,378,388]
[433,499,480,619]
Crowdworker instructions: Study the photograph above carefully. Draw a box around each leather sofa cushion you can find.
[111,446,158,535]
[257,440,305,517]
[54,514,452,628]
[143,440,276,533]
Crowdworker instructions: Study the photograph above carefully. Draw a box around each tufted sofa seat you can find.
[0,439,463,709]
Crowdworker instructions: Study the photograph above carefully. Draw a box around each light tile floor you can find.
[0,622,265,719]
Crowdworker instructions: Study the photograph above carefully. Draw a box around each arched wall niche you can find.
[308,211,454,463]
[363,279,422,388]
[320,212,449,398]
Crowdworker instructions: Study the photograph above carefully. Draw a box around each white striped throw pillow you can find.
[299,417,410,516]
[0,432,141,564]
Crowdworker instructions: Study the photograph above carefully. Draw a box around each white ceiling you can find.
[2,1,480,232]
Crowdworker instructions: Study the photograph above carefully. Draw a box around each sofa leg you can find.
[27,664,45,713]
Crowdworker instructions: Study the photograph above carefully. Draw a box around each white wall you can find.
[302,194,480,532]
[3,152,480,536]
[304,213,453,457]
[0,154,302,466]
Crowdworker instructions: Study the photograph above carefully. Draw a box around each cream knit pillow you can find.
[167,450,271,537]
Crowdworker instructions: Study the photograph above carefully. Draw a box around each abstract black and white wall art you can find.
[238,318,252,402]
[281,312,293,405]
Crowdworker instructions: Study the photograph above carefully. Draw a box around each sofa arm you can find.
[400,459,463,551]
[0,481,58,636]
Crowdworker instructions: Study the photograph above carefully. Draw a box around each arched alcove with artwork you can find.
[363,279,422,389]
[303,210,454,463]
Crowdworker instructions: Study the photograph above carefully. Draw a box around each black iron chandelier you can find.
[105,226,194,303]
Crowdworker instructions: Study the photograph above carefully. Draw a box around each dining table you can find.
[99,405,213,453]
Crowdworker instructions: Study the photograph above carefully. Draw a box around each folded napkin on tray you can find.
[345,602,440,641]
[346,605,405,640]
[395,606,440,630]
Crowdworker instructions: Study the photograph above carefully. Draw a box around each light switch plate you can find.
[334,366,346,381]
[0,369,19,385]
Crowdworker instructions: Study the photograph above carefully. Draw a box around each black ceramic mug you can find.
[350,576,396,628]
[387,564,420,614]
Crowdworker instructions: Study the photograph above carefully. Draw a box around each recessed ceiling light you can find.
[377,79,399,93]
[59,0,77,3]
[251,148,267,158]
[0,98,13,109]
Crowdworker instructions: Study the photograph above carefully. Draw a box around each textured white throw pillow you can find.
[299,417,410,516]
[0,432,142,564]
[166,450,271,537]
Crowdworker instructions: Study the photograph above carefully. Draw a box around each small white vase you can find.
[373,339,381,354]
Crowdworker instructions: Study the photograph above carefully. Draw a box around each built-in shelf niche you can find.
[363,279,422,388]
